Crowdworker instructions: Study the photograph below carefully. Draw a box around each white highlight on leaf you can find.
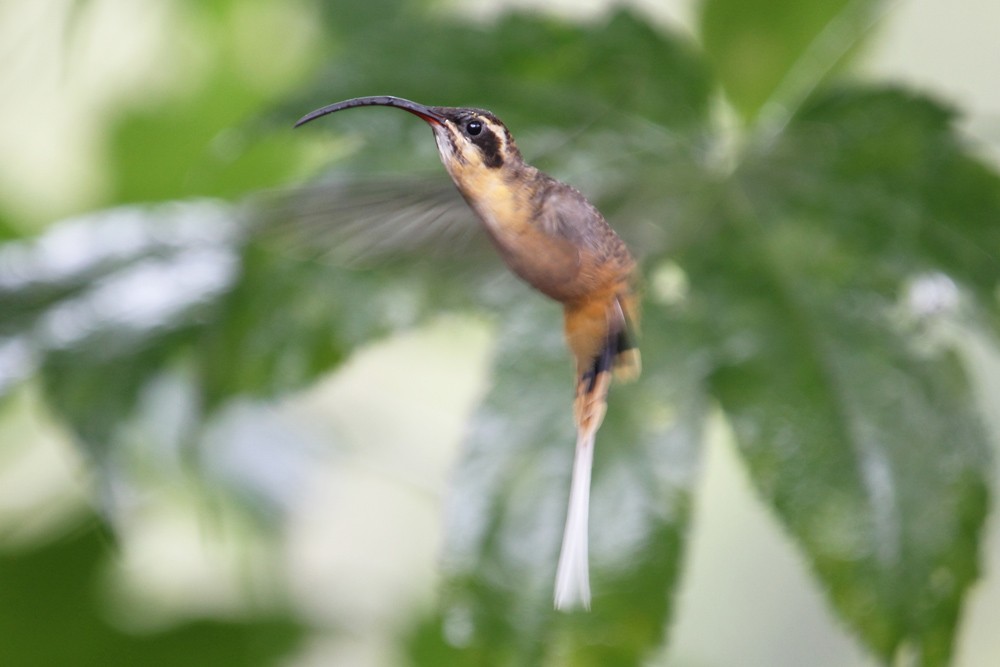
[650,260,689,306]
[904,272,960,318]
[38,248,237,350]
[0,336,35,395]
[0,201,237,290]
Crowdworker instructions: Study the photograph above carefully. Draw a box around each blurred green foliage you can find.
[0,522,302,667]
[1,0,998,666]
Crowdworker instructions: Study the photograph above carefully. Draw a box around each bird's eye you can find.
[465,120,483,136]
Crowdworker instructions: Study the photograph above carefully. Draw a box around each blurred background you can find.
[1,0,999,665]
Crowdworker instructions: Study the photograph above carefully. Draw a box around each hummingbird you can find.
[295,96,640,610]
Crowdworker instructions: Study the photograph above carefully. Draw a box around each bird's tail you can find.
[554,416,599,610]
[554,296,639,610]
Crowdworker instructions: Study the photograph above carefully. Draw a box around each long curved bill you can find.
[294,96,447,128]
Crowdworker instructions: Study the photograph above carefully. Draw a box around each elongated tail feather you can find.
[554,425,597,610]
[554,355,611,610]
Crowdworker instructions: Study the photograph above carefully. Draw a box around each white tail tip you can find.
[554,429,595,610]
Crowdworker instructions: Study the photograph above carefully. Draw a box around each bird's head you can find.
[295,96,525,187]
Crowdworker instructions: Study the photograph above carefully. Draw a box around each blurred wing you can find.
[250,176,490,268]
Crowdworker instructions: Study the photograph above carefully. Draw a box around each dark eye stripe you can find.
[476,128,503,168]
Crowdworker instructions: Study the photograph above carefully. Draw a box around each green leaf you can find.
[707,228,989,664]
[418,290,708,664]
[689,87,998,664]
[0,215,17,242]
[0,520,303,666]
[103,0,319,206]
[195,242,349,407]
[699,0,882,120]
[751,88,1000,311]
[0,201,240,414]
[0,194,486,489]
